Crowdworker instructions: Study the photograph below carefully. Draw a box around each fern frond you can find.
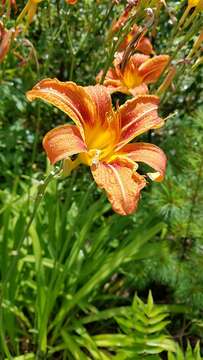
[168,341,203,360]
[113,291,176,357]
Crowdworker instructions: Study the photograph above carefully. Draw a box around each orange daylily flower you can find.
[119,25,154,55]
[99,52,169,96]
[27,79,166,215]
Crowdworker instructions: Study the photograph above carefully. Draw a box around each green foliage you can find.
[120,110,203,313]
[95,291,176,359]
[0,171,167,357]
[168,342,203,360]
[0,0,203,358]
[48,291,176,359]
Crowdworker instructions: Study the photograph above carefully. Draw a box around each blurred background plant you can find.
[0,0,203,358]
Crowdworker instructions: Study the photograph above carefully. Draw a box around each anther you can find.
[133,163,138,173]
[91,150,101,166]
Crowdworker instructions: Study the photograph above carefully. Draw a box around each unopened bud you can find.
[192,56,203,70]
[157,66,177,95]
[188,29,203,57]
[0,24,12,63]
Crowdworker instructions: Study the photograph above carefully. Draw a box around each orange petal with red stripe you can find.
[101,67,127,94]
[136,36,154,55]
[43,124,87,164]
[127,53,150,69]
[27,80,114,136]
[130,83,149,96]
[122,57,147,89]
[139,55,170,84]
[116,95,164,150]
[115,53,149,79]
[91,160,146,215]
[118,142,167,181]
[103,79,128,95]
[85,85,114,126]
[26,79,96,138]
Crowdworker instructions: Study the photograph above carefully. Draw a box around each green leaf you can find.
[61,330,89,360]
[147,291,154,313]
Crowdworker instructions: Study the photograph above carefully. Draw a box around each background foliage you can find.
[0,0,203,359]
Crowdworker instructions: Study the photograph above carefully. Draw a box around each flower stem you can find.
[65,19,75,81]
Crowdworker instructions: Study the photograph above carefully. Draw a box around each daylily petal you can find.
[115,53,149,74]
[117,142,167,182]
[26,78,96,138]
[136,36,154,55]
[79,85,120,155]
[119,25,154,55]
[27,80,114,138]
[139,55,170,84]
[91,160,146,215]
[104,81,128,94]
[85,85,113,126]
[99,67,119,82]
[116,95,164,150]
[121,54,149,89]
[110,53,150,93]
[43,124,87,164]
[102,64,149,96]
[101,68,128,94]
[126,53,150,69]
[115,53,149,79]
[129,83,149,96]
